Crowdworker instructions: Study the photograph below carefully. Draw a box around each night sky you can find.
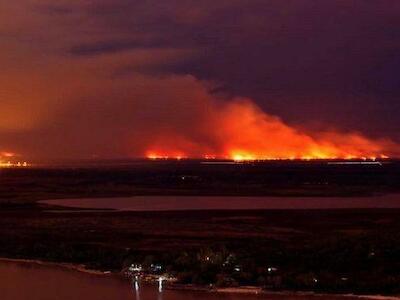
[1,1,400,160]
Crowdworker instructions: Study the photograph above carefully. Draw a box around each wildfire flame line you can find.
[143,99,398,161]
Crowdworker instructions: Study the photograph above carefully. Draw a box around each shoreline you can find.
[1,257,399,299]
[170,285,400,300]
[0,257,112,276]
[214,287,400,300]
[38,193,400,213]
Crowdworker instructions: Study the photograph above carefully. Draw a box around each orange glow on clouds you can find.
[0,152,15,158]
[144,99,397,161]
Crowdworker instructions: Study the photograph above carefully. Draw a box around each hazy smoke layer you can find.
[143,77,397,160]
[0,72,398,161]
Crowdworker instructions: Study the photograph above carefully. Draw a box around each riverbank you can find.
[1,259,397,300]
[1,258,399,299]
[170,284,400,299]
[0,258,111,276]
[216,288,400,300]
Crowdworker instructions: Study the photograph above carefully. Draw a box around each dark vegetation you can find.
[1,160,400,294]
[1,209,400,294]
[2,160,400,203]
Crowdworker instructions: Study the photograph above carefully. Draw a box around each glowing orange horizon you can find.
[145,151,390,162]
[142,99,398,162]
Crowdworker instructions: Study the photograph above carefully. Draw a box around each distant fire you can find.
[144,98,398,161]
[0,151,30,168]
[146,152,187,160]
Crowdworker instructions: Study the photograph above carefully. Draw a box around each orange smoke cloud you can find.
[145,97,398,161]
[0,152,16,158]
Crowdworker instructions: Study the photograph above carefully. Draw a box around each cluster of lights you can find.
[0,161,30,168]
[0,152,30,168]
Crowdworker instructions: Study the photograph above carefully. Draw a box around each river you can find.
[41,194,400,211]
[0,260,382,300]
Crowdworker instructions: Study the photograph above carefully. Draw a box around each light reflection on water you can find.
[133,278,140,300]
[131,276,164,300]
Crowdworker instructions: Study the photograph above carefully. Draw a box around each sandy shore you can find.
[214,287,400,299]
[0,257,112,276]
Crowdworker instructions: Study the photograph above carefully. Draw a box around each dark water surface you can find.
[41,194,400,211]
[0,261,373,300]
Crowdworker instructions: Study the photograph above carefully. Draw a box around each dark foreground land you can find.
[1,160,400,295]
[2,159,400,203]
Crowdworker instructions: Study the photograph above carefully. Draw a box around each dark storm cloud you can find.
[57,1,400,135]
[78,0,400,135]
[34,4,74,16]
[69,40,152,56]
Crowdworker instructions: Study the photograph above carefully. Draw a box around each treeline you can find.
[124,232,400,294]
[1,232,400,294]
